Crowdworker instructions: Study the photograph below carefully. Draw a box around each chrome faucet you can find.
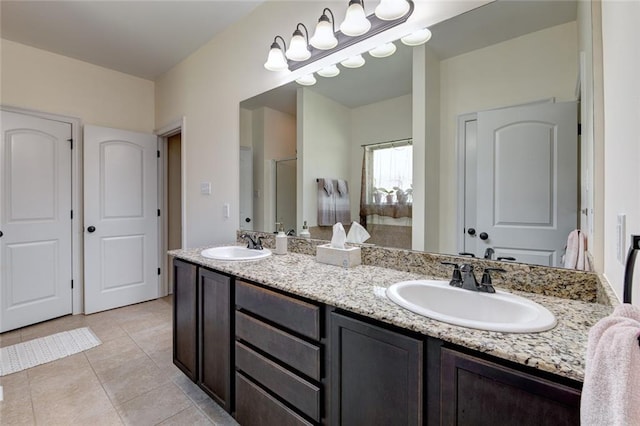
[240,234,263,250]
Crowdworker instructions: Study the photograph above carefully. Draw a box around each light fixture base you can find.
[288,0,414,71]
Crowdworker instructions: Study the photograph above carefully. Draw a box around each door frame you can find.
[1,105,84,314]
[456,113,477,253]
[156,117,187,296]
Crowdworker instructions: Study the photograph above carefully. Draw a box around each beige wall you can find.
[437,22,579,254]
[1,39,154,133]
[601,0,640,303]
[154,0,489,248]
[299,89,351,228]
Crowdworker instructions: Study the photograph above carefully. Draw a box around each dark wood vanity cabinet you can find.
[439,348,581,426]
[173,258,583,426]
[331,312,424,426]
[234,280,323,426]
[172,259,233,412]
[198,268,233,412]
[173,259,198,381]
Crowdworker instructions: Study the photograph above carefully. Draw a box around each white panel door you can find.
[84,125,158,314]
[474,102,577,267]
[0,111,72,332]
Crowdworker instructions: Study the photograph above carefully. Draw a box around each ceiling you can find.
[1,0,576,95]
[241,0,577,115]
[0,0,266,80]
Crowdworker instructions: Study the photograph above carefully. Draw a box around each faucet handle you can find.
[441,262,463,287]
[255,236,264,250]
[476,267,504,293]
[481,268,506,286]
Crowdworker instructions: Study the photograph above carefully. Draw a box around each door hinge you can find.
[157,150,160,158]
[70,210,73,220]
[158,268,161,275]
[577,123,582,135]
[68,138,73,149]
[157,209,161,217]
[71,280,74,289]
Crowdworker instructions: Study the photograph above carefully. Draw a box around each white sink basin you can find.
[386,280,557,333]
[200,246,272,261]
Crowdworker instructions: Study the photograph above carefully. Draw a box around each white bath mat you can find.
[0,327,101,376]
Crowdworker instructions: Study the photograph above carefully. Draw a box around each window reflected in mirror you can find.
[360,139,413,249]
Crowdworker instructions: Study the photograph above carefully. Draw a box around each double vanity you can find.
[170,233,613,425]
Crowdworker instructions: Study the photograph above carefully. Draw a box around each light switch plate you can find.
[200,182,211,195]
[223,203,230,218]
[617,213,626,264]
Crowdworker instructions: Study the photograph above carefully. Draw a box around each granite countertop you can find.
[170,246,613,382]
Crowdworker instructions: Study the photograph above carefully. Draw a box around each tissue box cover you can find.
[316,244,361,268]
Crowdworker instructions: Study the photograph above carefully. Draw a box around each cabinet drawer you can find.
[236,311,321,380]
[236,280,320,340]
[236,373,313,426]
[236,342,321,421]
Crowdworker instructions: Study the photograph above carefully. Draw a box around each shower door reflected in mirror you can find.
[276,158,297,233]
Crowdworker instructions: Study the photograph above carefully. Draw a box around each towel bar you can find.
[623,235,640,304]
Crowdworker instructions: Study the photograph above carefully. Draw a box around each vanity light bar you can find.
[283,0,415,72]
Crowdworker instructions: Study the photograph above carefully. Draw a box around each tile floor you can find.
[0,296,238,425]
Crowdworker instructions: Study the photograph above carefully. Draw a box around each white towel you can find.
[323,177,333,196]
[337,179,348,196]
[335,180,351,224]
[563,229,591,271]
[581,304,640,426]
[317,179,335,226]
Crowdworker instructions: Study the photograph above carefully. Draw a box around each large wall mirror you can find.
[239,0,596,270]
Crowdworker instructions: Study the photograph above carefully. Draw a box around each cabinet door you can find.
[440,348,581,426]
[172,259,197,381]
[198,268,232,412]
[331,313,423,425]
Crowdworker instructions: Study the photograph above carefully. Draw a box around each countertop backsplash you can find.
[236,230,613,306]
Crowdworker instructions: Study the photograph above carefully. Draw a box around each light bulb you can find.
[401,28,432,46]
[286,31,311,61]
[264,43,288,71]
[317,64,340,77]
[369,42,397,58]
[310,15,338,50]
[375,0,411,21]
[339,1,371,37]
[340,55,366,68]
[296,74,317,86]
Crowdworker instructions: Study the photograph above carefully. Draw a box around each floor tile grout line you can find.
[84,340,130,425]
[27,368,37,425]
[83,351,126,425]
[152,405,193,426]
